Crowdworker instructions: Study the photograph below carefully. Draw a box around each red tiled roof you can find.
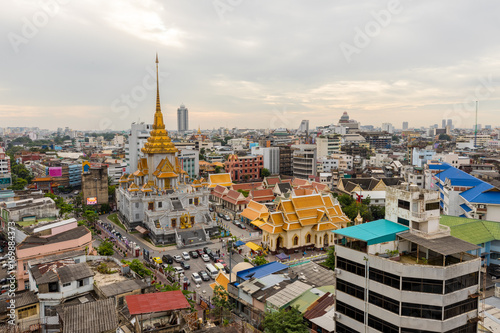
[265,177,281,186]
[232,182,263,191]
[126,291,190,315]
[250,189,275,202]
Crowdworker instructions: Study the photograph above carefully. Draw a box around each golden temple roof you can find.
[141,54,178,155]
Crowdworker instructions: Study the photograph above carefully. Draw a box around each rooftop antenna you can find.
[474,101,478,149]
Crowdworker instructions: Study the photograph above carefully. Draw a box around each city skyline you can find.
[2,1,500,131]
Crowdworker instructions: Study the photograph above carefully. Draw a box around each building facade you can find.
[125,122,152,174]
[178,149,199,179]
[224,154,263,182]
[292,144,317,179]
[177,104,188,133]
[316,134,341,158]
[0,147,11,189]
[82,165,109,207]
[251,146,280,175]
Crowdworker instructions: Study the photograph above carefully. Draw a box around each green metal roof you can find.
[440,215,500,245]
[289,285,335,313]
[332,219,409,245]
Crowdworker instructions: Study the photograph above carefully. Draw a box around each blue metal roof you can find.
[236,261,288,281]
[428,163,452,170]
[332,219,409,246]
[460,203,472,213]
[435,167,482,187]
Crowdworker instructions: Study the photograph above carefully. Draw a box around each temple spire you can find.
[153,53,165,130]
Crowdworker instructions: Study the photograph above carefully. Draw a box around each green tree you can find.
[261,168,271,178]
[237,189,249,197]
[97,240,114,256]
[439,133,451,141]
[252,255,268,266]
[122,259,153,277]
[214,166,222,174]
[262,306,308,333]
[337,194,355,208]
[9,177,27,190]
[323,246,335,270]
[212,285,233,325]
[83,210,99,226]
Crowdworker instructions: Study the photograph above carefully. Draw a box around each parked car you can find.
[191,272,202,284]
[209,207,214,212]
[237,223,246,229]
[201,254,210,262]
[217,212,224,218]
[198,271,210,281]
[196,249,204,257]
[209,253,220,262]
[223,215,231,221]
[180,261,190,270]
[173,255,182,263]
[162,254,174,265]
[233,221,242,228]
[181,252,190,261]
[203,247,212,255]
[173,266,184,275]
[189,250,199,259]
[152,257,162,265]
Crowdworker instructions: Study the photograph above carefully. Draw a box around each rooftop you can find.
[266,280,312,309]
[59,298,118,333]
[398,232,480,256]
[126,290,190,315]
[19,225,90,249]
[98,279,149,298]
[236,261,288,281]
[332,219,409,246]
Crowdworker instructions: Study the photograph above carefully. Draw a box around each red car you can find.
[196,249,204,257]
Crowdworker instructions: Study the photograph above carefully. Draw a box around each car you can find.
[173,266,184,275]
[201,254,210,262]
[191,272,202,284]
[162,254,174,265]
[209,207,214,212]
[189,251,199,259]
[196,249,204,257]
[203,247,212,255]
[181,276,191,286]
[173,255,182,263]
[198,271,210,281]
[224,266,230,274]
[180,261,190,270]
[233,221,241,227]
[0,278,7,285]
[237,223,246,229]
[181,252,190,261]
[217,212,224,218]
[223,215,231,221]
[211,255,220,262]
[1,263,8,269]
[152,257,162,265]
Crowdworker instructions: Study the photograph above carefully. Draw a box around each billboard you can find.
[49,167,62,177]
[87,197,97,205]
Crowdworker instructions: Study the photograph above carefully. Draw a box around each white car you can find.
[191,272,202,284]
[201,254,210,262]
[181,252,190,261]
[173,255,182,263]
[173,266,184,275]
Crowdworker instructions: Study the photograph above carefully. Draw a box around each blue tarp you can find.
[276,253,288,260]
[233,240,245,247]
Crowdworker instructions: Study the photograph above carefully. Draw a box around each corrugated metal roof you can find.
[126,290,190,315]
[266,280,312,309]
[60,298,117,333]
[398,232,480,256]
[332,219,409,245]
[236,261,288,281]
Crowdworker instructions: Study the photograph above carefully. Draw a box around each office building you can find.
[442,119,446,128]
[292,144,317,179]
[297,120,309,135]
[224,154,263,182]
[177,104,189,133]
[402,121,408,130]
[381,123,394,134]
[178,149,199,179]
[251,146,280,175]
[316,134,341,158]
[125,122,152,174]
[447,119,453,130]
[333,185,481,333]
[278,145,293,176]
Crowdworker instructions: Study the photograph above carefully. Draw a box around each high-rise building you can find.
[381,123,394,134]
[442,119,446,128]
[125,122,152,174]
[82,164,109,207]
[177,104,188,133]
[251,146,280,175]
[333,185,481,333]
[402,121,408,130]
[291,144,317,179]
[447,119,453,130]
[0,147,12,189]
[297,120,309,135]
[278,145,293,176]
[316,134,341,158]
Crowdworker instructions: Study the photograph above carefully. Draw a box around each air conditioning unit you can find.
[334,312,342,319]
[334,268,341,275]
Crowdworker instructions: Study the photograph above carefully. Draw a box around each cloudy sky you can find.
[1,0,500,131]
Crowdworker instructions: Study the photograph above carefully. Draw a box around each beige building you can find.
[250,193,350,254]
[82,165,109,207]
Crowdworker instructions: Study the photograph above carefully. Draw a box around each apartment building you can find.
[316,134,341,158]
[224,154,263,182]
[292,144,317,179]
[0,147,11,189]
[125,122,152,174]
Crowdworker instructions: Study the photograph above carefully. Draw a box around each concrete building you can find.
[402,122,408,130]
[224,154,263,182]
[82,164,109,207]
[0,147,11,189]
[251,146,280,175]
[177,104,188,133]
[278,145,293,177]
[125,122,152,174]
[298,120,309,135]
[292,144,317,179]
[318,154,353,173]
[337,112,359,132]
[401,166,425,188]
[316,134,341,158]
[178,149,199,179]
[381,123,394,134]
[0,197,58,223]
[107,160,128,186]
[412,148,436,167]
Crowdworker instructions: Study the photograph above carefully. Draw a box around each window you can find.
[62,282,71,287]
[445,272,478,294]
[402,302,442,320]
[77,278,89,287]
[398,199,410,210]
[425,202,440,210]
[370,268,400,289]
[171,218,177,228]
[293,236,298,246]
[369,291,399,314]
[398,217,410,226]
[306,234,311,243]
[336,300,364,323]
[44,305,57,317]
[135,213,139,219]
[336,257,365,277]
[48,282,59,292]
[444,322,477,333]
[337,278,364,300]
[444,298,477,320]
[148,202,154,211]
[189,198,193,204]
[194,197,199,205]
[402,277,443,294]
[135,203,139,208]
[158,202,162,208]
[18,305,37,319]
[368,315,399,333]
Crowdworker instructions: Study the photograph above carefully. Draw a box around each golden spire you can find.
[197,125,201,134]
[142,54,178,155]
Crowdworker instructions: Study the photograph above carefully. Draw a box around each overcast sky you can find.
[1,0,500,131]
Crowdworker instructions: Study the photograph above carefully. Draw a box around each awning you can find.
[251,219,266,227]
[245,242,262,252]
[233,240,245,247]
[135,226,149,234]
[276,253,288,261]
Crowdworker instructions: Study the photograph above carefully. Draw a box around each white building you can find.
[368,153,392,168]
[125,122,152,174]
[107,160,128,186]
[433,153,470,168]
[318,154,353,173]
[177,104,189,133]
[316,134,341,158]
[333,185,481,333]
[0,147,11,189]
[251,146,280,175]
[412,148,435,167]
[291,144,317,179]
[178,149,199,179]
[381,122,394,134]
